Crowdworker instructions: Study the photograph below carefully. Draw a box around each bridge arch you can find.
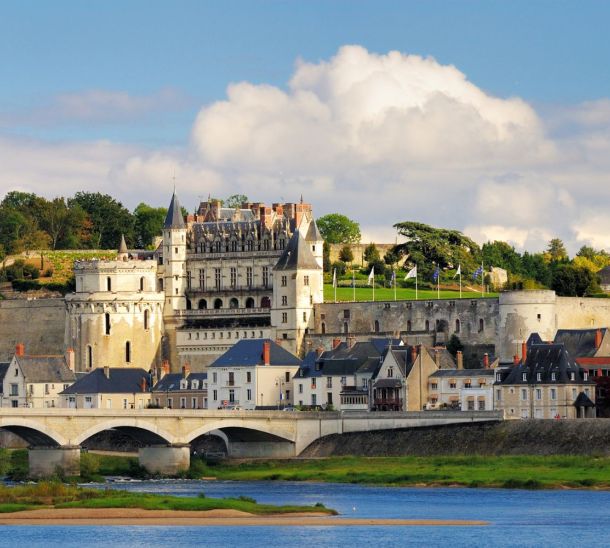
[0,419,68,447]
[74,419,177,446]
[185,420,296,445]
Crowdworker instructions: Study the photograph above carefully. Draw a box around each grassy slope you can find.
[198,455,610,490]
[323,284,496,302]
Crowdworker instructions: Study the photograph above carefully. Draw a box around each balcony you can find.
[373,398,403,410]
[174,307,270,318]
[186,285,272,297]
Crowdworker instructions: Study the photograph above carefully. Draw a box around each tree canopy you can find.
[317,214,361,244]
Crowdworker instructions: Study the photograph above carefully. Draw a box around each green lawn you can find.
[324,284,496,302]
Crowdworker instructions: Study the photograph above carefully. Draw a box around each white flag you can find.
[332,268,337,288]
[367,267,375,285]
[454,264,461,278]
[405,266,417,280]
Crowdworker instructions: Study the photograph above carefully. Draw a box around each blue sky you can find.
[1,1,610,251]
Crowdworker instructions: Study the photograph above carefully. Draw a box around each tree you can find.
[339,245,354,264]
[551,264,597,297]
[446,334,464,357]
[323,241,331,272]
[363,243,380,264]
[481,241,522,274]
[384,249,399,267]
[225,194,248,209]
[546,238,568,263]
[134,203,167,248]
[317,214,361,244]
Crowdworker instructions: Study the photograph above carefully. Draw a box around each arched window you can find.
[158,278,163,291]
[139,277,145,291]
[425,320,430,331]
[245,297,255,308]
[125,341,131,363]
[407,320,412,332]
[144,309,149,330]
[261,296,271,308]
[344,322,349,334]
[214,298,223,309]
[479,318,485,332]
[198,299,207,310]
[106,277,112,291]
[229,297,239,309]
[455,319,461,333]
[105,313,111,335]
[321,322,326,334]
[186,299,192,310]
[374,320,380,333]
[87,345,93,369]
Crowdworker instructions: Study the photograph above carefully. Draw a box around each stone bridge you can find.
[0,408,503,477]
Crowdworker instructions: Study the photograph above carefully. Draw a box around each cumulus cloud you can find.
[2,45,610,254]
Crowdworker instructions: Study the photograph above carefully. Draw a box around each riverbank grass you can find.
[0,482,336,515]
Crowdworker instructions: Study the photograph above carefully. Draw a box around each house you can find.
[293,338,399,410]
[152,364,208,409]
[207,339,301,409]
[0,344,76,408]
[494,342,595,419]
[372,345,454,411]
[598,266,610,292]
[59,366,152,409]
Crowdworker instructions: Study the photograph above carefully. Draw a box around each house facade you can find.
[427,367,495,411]
[152,367,208,409]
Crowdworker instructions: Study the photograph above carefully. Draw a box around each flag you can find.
[473,265,483,281]
[454,264,461,278]
[332,268,337,288]
[367,267,375,286]
[432,266,440,282]
[405,266,417,280]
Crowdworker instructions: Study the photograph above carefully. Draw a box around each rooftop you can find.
[211,339,301,368]
[61,368,151,394]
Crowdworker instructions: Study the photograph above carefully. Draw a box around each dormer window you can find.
[584,372,589,381]
[388,367,393,378]
[570,372,575,382]
[522,373,527,382]
[536,373,541,382]
[496,373,501,382]
[192,380,198,389]
[551,372,556,381]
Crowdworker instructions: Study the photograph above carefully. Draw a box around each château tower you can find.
[162,192,188,311]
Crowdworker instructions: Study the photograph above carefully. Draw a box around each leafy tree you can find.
[317,214,361,244]
[551,264,597,296]
[331,261,346,277]
[366,258,386,277]
[134,203,167,248]
[481,241,522,274]
[322,241,331,272]
[521,252,552,287]
[69,192,134,249]
[383,249,399,267]
[37,197,87,250]
[0,208,29,254]
[339,245,354,264]
[225,194,248,209]
[546,238,568,263]
[446,334,464,357]
[363,243,380,264]
[393,221,481,277]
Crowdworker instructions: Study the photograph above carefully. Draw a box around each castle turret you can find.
[162,191,187,311]
[117,234,128,261]
[304,217,324,269]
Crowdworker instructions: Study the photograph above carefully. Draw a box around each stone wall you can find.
[0,298,66,361]
[328,243,402,267]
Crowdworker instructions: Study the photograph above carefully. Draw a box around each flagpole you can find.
[437,272,440,300]
[393,269,397,301]
[459,271,462,299]
[373,275,375,302]
[481,262,485,298]
[352,269,355,302]
[415,268,418,300]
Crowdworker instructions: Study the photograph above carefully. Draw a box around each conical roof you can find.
[118,234,128,254]
[164,192,185,229]
[274,230,320,271]
[305,218,323,242]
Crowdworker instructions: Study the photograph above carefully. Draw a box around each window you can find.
[303,311,307,323]
[522,373,527,382]
[551,372,556,381]
[304,275,309,286]
[479,318,484,332]
[321,322,326,334]
[387,367,393,378]
[343,322,348,334]
[550,388,557,400]
[125,341,131,363]
[467,400,475,410]
[199,269,205,289]
[496,373,501,382]
[282,295,288,306]
[311,378,317,389]
[584,371,589,381]
[192,397,197,408]
[246,267,253,287]
[570,372,575,381]
[536,388,542,400]
[285,371,290,383]
[11,400,18,408]
[180,397,186,409]
[139,277,145,291]
[87,345,93,368]
[425,320,430,331]
[341,376,346,386]
[122,399,128,409]
[327,392,333,405]
[464,380,472,388]
[281,275,287,287]
[343,309,350,319]
[536,372,541,382]
[44,383,49,395]
[496,389,501,401]
[105,313,111,335]
[9,383,18,396]
[230,267,237,288]
[215,268,221,289]
[407,320,411,332]
[521,389,527,401]
[374,320,380,333]
[144,309,149,330]
[262,267,269,288]
[299,383,303,394]
[229,389,235,403]
[450,381,457,389]
[282,312,288,323]
[455,319,460,333]
[312,394,317,406]
[213,390,217,401]
[246,371,252,383]
[327,377,332,388]
[212,372,217,383]
[167,398,173,409]
[107,277,112,291]
[247,389,252,401]
[478,400,486,410]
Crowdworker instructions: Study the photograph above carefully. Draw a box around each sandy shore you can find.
[0,508,489,526]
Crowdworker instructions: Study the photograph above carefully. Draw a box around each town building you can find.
[207,339,301,409]
[0,344,76,408]
[151,365,208,409]
[59,366,152,409]
[494,342,595,419]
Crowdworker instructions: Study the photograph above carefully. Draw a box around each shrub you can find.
[331,261,346,277]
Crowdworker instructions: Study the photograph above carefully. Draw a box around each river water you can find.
[1,479,609,547]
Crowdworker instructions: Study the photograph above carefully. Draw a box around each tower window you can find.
[106,277,112,291]
[125,341,131,363]
[246,267,253,287]
[105,313,111,335]
[304,275,310,286]
[281,276,287,287]
[139,277,145,291]
[87,345,93,369]
[144,309,149,330]
[282,312,288,323]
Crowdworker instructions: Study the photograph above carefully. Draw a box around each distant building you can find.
[598,266,610,292]
[152,365,208,409]
[207,339,301,409]
[0,344,76,408]
[60,366,152,409]
[428,366,495,411]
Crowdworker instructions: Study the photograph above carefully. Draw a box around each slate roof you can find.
[553,328,607,358]
[0,363,9,394]
[164,192,185,229]
[210,339,301,368]
[60,368,151,394]
[304,219,323,242]
[430,368,495,378]
[574,391,595,407]
[273,230,319,271]
[15,356,76,383]
[153,372,207,392]
[497,344,591,385]
[428,347,457,370]
[118,234,128,254]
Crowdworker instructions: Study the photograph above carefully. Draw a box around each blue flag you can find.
[473,266,483,280]
[432,266,440,282]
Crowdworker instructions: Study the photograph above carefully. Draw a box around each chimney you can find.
[346,335,356,349]
[263,340,271,365]
[140,377,147,392]
[456,350,463,370]
[65,348,75,371]
[15,343,25,357]
[513,354,520,366]
[332,338,341,349]
[483,353,490,369]
[411,346,417,364]
[595,328,603,350]
[182,363,190,379]
[522,341,527,363]
[104,366,110,379]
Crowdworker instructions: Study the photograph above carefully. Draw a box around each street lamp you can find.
[275,377,285,410]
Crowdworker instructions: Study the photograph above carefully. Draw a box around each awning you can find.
[449,395,459,402]
[466,396,475,401]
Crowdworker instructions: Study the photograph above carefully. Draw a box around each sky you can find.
[1,0,610,253]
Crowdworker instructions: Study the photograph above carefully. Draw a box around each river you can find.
[1,479,609,547]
